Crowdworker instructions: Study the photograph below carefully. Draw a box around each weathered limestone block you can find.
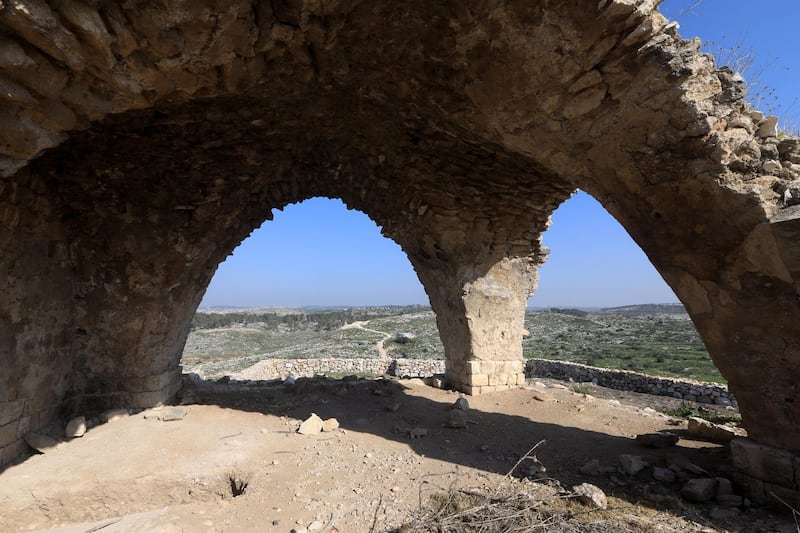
[731,438,797,491]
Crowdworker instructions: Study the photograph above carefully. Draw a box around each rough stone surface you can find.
[1,0,800,471]
[686,417,745,443]
[161,407,187,422]
[730,437,800,508]
[298,414,324,436]
[619,454,648,476]
[64,416,86,438]
[527,360,736,405]
[635,433,679,448]
[321,418,340,433]
[100,409,128,424]
[446,408,469,429]
[653,466,676,483]
[572,482,608,510]
[680,478,718,503]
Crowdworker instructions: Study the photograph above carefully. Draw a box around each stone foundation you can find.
[456,359,527,395]
[731,438,800,511]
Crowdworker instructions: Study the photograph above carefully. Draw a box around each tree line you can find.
[191,305,429,332]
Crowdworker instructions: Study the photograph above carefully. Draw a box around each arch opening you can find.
[526,190,721,384]
[200,197,429,309]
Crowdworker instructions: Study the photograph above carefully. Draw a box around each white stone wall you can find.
[229,357,445,381]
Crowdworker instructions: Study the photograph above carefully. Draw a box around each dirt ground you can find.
[0,377,796,533]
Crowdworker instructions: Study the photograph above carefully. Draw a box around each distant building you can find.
[395,332,417,344]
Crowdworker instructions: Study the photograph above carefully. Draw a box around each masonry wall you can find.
[219,356,737,409]
[0,169,75,469]
[227,358,446,382]
[525,359,736,406]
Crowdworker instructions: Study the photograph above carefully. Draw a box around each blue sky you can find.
[200,0,798,309]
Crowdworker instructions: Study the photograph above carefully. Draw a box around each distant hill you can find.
[594,303,686,316]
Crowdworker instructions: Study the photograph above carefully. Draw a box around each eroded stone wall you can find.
[0,1,799,496]
[526,359,735,406]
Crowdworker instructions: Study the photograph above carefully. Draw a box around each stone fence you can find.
[525,359,736,407]
[225,356,734,407]
[229,357,445,381]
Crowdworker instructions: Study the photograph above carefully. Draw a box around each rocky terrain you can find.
[0,375,795,532]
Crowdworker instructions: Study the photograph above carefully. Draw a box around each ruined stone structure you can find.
[1,0,800,505]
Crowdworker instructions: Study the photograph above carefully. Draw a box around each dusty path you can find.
[0,377,793,533]
[341,320,393,358]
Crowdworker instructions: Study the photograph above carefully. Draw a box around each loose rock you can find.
[446,408,468,429]
[25,433,61,453]
[322,418,340,432]
[298,413,324,435]
[716,494,743,507]
[453,397,469,411]
[680,478,718,503]
[686,417,744,443]
[65,416,86,438]
[579,458,603,476]
[635,433,679,448]
[100,408,128,423]
[572,483,607,510]
[653,466,676,483]
[619,454,648,476]
[644,483,677,504]
[161,407,187,422]
[409,427,427,439]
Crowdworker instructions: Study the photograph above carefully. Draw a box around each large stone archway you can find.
[1,0,799,504]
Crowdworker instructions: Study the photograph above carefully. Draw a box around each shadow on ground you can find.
[188,374,755,530]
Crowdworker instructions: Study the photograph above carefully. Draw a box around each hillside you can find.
[182,304,720,383]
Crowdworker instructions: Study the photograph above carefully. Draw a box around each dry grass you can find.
[387,481,714,533]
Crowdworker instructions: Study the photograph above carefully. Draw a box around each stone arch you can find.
[2,0,800,502]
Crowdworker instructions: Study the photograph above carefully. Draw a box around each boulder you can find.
[572,483,607,509]
[653,466,676,483]
[65,416,86,438]
[686,417,745,444]
[25,433,61,453]
[635,433,679,448]
[579,458,603,476]
[322,417,340,432]
[100,408,129,423]
[680,478,718,503]
[644,483,677,505]
[446,408,468,429]
[161,407,187,422]
[298,413,324,435]
[453,397,469,411]
[619,454,648,476]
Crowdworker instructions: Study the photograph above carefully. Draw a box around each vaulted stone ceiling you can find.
[1,0,800,503]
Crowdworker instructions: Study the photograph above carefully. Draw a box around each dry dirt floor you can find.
[0,377,797,533]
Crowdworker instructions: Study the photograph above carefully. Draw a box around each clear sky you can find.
[200,0,799,309]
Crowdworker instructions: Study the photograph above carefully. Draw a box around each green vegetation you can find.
[660,403,742,425]
[572,385,594,396]
[183,304,724,384]
[522,308,722,383]
[191,305,428,331]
